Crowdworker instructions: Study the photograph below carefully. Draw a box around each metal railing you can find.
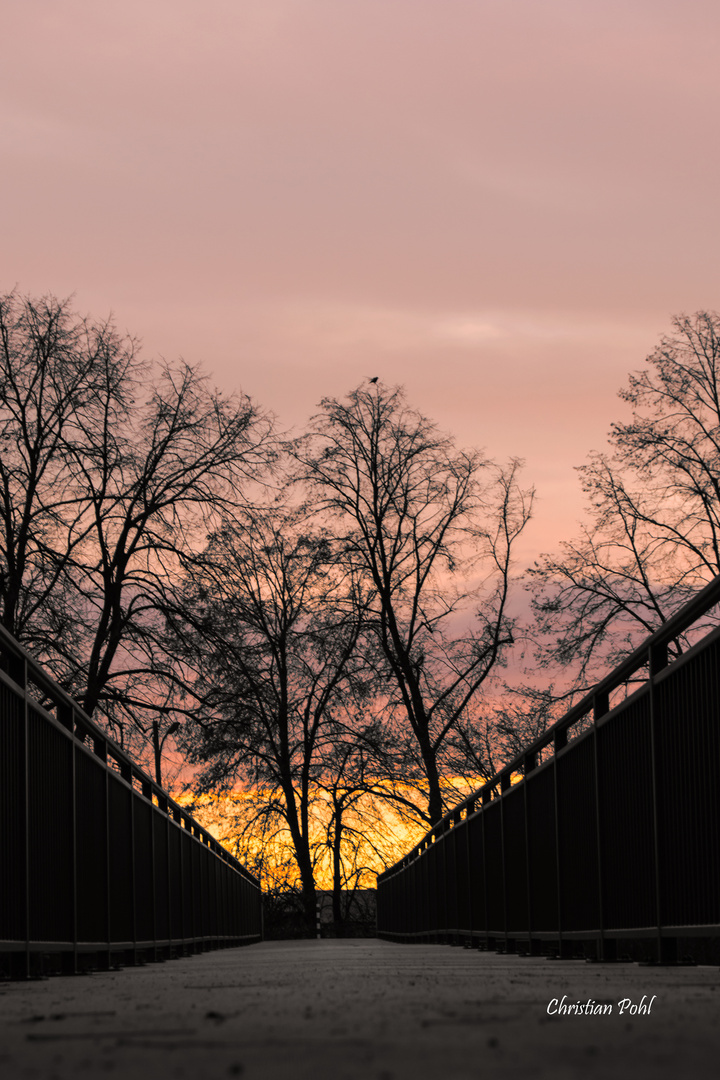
[0,624,262,978]
[377,576,720,962]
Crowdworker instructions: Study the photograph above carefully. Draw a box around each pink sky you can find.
[3,0,720,564]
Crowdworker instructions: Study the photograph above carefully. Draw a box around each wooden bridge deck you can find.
[2,939,719,1079]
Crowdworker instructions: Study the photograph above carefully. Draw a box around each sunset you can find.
[2,2,720,1077]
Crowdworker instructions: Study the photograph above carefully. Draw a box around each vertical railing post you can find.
[481,787,491,948]
[553,726,567,957]
[131,779,137,962]
[190,824,197,950]
[216,844,223,944]
[103,748,111,970]
[118,761,136,964]
[593,692,610,961]
[441,821,449,941]
[178,815,186,953]
[500,771,510,952]
[19,658,30,979]
[166,806,172,958]
[423,841,430,938]
[65,705,78,976]
[648,642,668,963]
[180,816,188,954]
[523,752,535,955]
[465,802,474,944]
[149,797,158,958]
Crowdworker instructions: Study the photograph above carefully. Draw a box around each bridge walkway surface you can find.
[1,939,719,1080]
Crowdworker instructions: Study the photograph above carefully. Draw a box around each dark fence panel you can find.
[525,764,557,933]
[153,812,170,942]
[597,693,655,932]
[455,823,471,934]
[655,639,720,929]
[419,848,429,934]
[133,797,154,944]
[556,734,600,933]
[484,801,504,935]
[503,785,528,936]
[467,809,485,935]
[0,625,262,978]
[75,750,108,944]
[108,774,134,945]
[377,576,720,960]
[427,840,439,934]
[182,828,195,940]
[445,826,458,932]
[0,682,25,944]
[28,708,74,945]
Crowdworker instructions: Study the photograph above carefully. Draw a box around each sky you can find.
[3,0,720,564]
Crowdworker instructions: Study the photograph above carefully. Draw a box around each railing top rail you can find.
[0,620,259,889]
[378,573,720,881]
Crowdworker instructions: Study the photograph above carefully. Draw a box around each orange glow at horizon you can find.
[175,775,490,891]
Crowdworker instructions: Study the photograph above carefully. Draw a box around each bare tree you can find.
[0,291,274,767]
[294,382,533,826]
[314,704,413,935]
[67,360,274,729]
[0,291,138,650]
[174,499,368,934]
[444,685,565,788]
[529,311,720,688]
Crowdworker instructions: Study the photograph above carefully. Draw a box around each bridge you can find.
[0,622,261,980]
[3,581,720,1076]
[377,575,720,965]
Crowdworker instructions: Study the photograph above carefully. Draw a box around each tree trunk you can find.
[331,804,346,938]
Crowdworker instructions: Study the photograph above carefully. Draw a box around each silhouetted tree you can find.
[443,685,564,789]
[530,311,720,688]
[313,706,412,935]
[174,499,368,933]
[0,291,274,764]
[0,291,137,647]
[69,360,273,729]
[294,382,533,826]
